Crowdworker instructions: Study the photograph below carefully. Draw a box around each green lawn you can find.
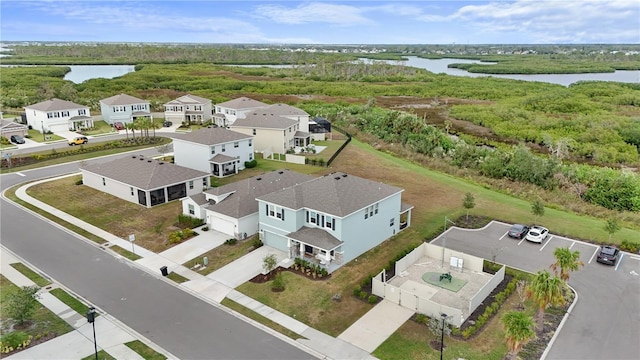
[221,298,305,340]
[183,236,258,275]
[27,128,65,143]
[82,120,115,135]
[49,288,92,316]
[165,271,189,283]
[125,340,167,360]
[9,263,51,287]
[81,350,116,360]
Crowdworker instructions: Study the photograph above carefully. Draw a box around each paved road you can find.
[433,222,640,360]
[0,152,313,359]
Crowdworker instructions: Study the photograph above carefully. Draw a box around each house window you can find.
[78,109,87,116]
[189,181,194,190]
[210,146,215,154]
[61,111,69,117]
[202,178,207,186]
[390,218,395,227]
[268,205,284,220]
[188,204,195,215]
[234,142,239,148]
[308,211,317,224]
[248,139,252,146]
[216,107,221,113]
[252,129,256,135]
[130,187,134,196]
[375,203,379,215]
[194,105,202,111]
[221,144,226,152]
[249,153,253,161]
[102,177,106,186]
[325,215,334,230]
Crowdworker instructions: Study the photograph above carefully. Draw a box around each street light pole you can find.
[86,306,98,360]
[440,313,447,360]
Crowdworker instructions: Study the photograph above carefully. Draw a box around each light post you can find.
[440,313,447,360]
[441,217,456,268]
[86,306,98,360]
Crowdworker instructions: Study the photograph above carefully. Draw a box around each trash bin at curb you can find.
[160,266,168,276]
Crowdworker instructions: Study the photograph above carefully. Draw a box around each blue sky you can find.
[1,1,638,44]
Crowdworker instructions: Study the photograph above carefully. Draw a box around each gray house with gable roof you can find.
[257,172,413,273]
[172,127,254,177]
[181,169,315,237]
[99,93,152,125]
[81,155,209,208]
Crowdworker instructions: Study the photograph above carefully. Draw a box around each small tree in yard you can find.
[262,254,278,279]
[427,314,452,349]
[531,198,545,224]
[502,311,536,360]
[6,285,41,325]
[462,192,475,221]
[604,218,621,241]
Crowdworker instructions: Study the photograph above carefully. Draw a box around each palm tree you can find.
[526,270,566,330]
[502,311,536,360]
[125,122,136,140]
[550,247,584,281]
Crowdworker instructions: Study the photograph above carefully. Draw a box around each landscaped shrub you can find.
[244,159,257,168]
[620,240,640,253]
[415,314,428,324]
[177,214,204,228]
[0,331,31,353]
[461,277,519,339]
[75,179,83,185]
[368,295,378,304]
[353,285,362,297]
[201,226,209,231]
[271,273,285,291]
[252,237,263,249]
[359,291,368,300]
[167,228,197,245]
[225,238,237,245]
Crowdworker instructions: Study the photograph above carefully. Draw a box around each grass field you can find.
[9,263,51,287]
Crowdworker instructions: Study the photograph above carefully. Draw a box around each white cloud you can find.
[253,2,372,25]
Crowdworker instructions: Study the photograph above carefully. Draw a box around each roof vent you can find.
[334,176,341,180]
[147,160,152,163]
[342,174,348,178]
[159,162,164,165]
[278,171,284,174]
[132,155,137,159]
[256,177,262,181]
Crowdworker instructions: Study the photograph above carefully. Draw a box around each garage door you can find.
[209,215,235,236]
[49,123,69,133]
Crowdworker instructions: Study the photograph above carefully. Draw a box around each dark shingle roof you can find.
[205,169,315,218]
[100,93,148,106]
[25,98,87,112]
[230,112,298,130]
[173,127,252,146]
[209,153,238,163]
[287,227,343,251]
[81,155,208,190]
[257,172,403,217]
[215,97,267,109]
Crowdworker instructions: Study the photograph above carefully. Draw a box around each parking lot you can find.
[431,220,640,360]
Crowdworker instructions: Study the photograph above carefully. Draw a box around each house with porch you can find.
[81,154,209,208]
[181,169,315,237]
[163,94,212,124]
[24,98,92,133]
[99,93,152,126]
[172,127,254,177]
[213,97,268,127]
[256,172,413,273]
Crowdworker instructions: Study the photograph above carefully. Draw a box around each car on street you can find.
[10,135,25,144]
[525,225,549,243]
[68,136,88,146]
[163,121,173,127]
[596,245,620,265]
[508,224,529,239]
[114,122,125,130]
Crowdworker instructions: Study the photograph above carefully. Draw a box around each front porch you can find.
[69,116,94,131]
[286,227,344,273]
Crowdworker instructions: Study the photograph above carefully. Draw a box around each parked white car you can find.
[525,225,549,243]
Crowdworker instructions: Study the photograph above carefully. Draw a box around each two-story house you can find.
[256,172,413,273]
[81,154,209,208]
[99,93,152,126]
[173,127,254,177]
[213,97,268,127]
[24,98,92,133]
[163,94,212,124]
[229,111,299,154]
[181,169,315,237]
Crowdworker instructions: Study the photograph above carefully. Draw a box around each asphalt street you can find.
[0,150,313,359]
[433,222,640,360]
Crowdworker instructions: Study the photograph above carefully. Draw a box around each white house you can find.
[1,119,28,140]
[163,94,212,124]
[99,93,151,125]
[213,97,268,127]
[181,169,315,237]
[24,98,92,133]
[81,154,209,208]
[173,127,254,177]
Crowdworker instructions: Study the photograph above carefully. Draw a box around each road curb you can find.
[540,284,578,360]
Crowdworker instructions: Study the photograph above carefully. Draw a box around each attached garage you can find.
[208,214,236,236]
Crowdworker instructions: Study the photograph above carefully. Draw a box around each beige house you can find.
[163,94,212,124]
[213,97,268,127]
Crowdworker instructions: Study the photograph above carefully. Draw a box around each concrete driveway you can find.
[431,221,640,360]
[208,246,288,288]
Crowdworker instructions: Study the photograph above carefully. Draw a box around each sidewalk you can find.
[12,177,380,360]
[0,246,169,360]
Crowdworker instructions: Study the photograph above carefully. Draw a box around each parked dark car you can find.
[163,121,173,127]
[508,224,529,239]
[596,245,620,265]
[10,135,25,144]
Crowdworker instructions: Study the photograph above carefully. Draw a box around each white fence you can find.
[469,265,505,315]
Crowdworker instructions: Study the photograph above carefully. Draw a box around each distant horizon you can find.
[1,1,638,45]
